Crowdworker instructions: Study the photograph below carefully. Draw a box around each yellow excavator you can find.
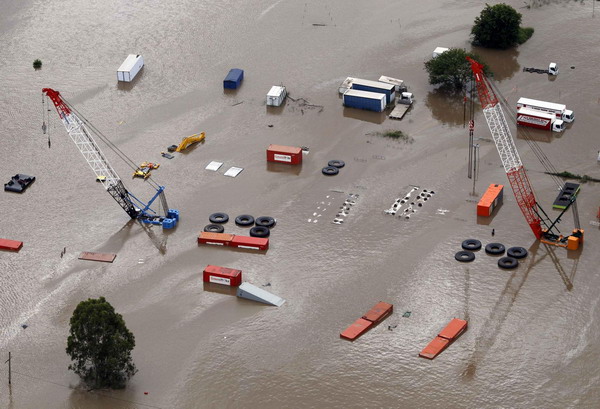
[167,132,205,152]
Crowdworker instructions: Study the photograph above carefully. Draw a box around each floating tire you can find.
[235,214,255,227]
[498,256,518,269]
[255,216,276,228]
[485,242,506,255]
[455,250,475,262]
[209,212,229,224]
[507,247,528,259]
[249,226,270,238]
[204,224,225,233]
[461,239,482,251]
[328,160,345,168]
[322,166,339,176]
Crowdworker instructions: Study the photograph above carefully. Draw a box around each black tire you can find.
[255,216,276,228]
[507,247,528,259]
[209,212,229,224]
[485,242,506,255]
[204,224,225,233]
[249,226,270,238]
[461,239,482,251]
[455,251,475,262]
[498,256,518,269]
[328,160,345,168]
[322,166,339,176]
[235,214,255,227]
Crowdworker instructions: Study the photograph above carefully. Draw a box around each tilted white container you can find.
[117,54,144,82]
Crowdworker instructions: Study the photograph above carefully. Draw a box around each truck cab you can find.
[398,92,413,105]
[562,110,574,122]
[552,119,565,133]
[548,62,559,76]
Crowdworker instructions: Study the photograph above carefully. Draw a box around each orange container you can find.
[230,235,269,250]
[340,318,374,341]
[198,232,235,246]
[362,302,393,324]
[203,265,242,286]
[267,144,303,165]
[419,336,450,359]
[0,238,23,251]
[438,318,468,340]
[477,184,504,217]
[419,318,468,360]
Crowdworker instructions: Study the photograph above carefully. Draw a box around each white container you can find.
[267,86,287,106]
[432,47,449,58]
[117,54,144,82]
[379,75,405,92]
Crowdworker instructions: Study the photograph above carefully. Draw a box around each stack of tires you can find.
[322,160,345,176]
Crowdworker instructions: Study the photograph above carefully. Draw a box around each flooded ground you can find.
[1,0,600,408]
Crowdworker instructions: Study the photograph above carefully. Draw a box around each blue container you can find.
[343,90,386,112]
[224,68,244,89]
[351,78,395,105]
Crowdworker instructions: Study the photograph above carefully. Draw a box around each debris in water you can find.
[402,311,411,318]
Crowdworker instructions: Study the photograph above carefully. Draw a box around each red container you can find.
[419,336,450,359]
[198,232,234,246]
[267,144,302,165]
[340,318,373,341]
[203,265,242,287]
[230,235,269,251]
[477,184,504,217]
[362,302,393,324]
[0,238,23,252]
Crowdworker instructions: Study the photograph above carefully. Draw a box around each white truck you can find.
[517,107,564,132]
[517,97,574,122]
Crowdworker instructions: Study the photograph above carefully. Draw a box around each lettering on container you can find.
[238,245,260,250]
[517,115,550,127]
[209,276,231,285]
[205,242,224,246]
[274,154,292,162]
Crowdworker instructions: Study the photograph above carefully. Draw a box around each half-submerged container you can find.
[343,89,386,112]
[267,86,287,106]
[117,54,144,82]
[477,184,504,217]
[267,144,302,164]
[203,265,242,286]
[224,68,244,89]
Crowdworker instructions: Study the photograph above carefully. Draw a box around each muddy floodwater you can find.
[1,0,600,408]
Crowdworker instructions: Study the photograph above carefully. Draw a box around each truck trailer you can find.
[517,107,564,132]
[517,97,574,122]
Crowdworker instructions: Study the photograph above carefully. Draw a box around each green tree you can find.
[66,297,137,389]
[424,48,489,90]
[471,4,524,49]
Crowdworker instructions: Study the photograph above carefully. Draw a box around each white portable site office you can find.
[117,54,144,82]
[267,86,287,107]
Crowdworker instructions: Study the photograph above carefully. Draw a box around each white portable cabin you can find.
[432,47,449,58]
[117,54,144,82]
[267,86,287,107]
[378,75,405,92]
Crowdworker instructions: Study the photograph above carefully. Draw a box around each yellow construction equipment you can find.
[169,132,205,152]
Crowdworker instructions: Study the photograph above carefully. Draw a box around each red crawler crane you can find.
[466,57,583,250]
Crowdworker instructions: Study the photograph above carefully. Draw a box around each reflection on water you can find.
[425,88,468,127]
[471,46,520,82]
[342,107,386,124]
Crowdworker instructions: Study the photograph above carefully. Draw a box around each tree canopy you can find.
[66,297,137,389]
[424,48,489,90]
[471,4,523,49]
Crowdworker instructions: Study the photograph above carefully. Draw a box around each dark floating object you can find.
[21,324,28,329]
[4,174,35,193]
[33,59,42,69]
